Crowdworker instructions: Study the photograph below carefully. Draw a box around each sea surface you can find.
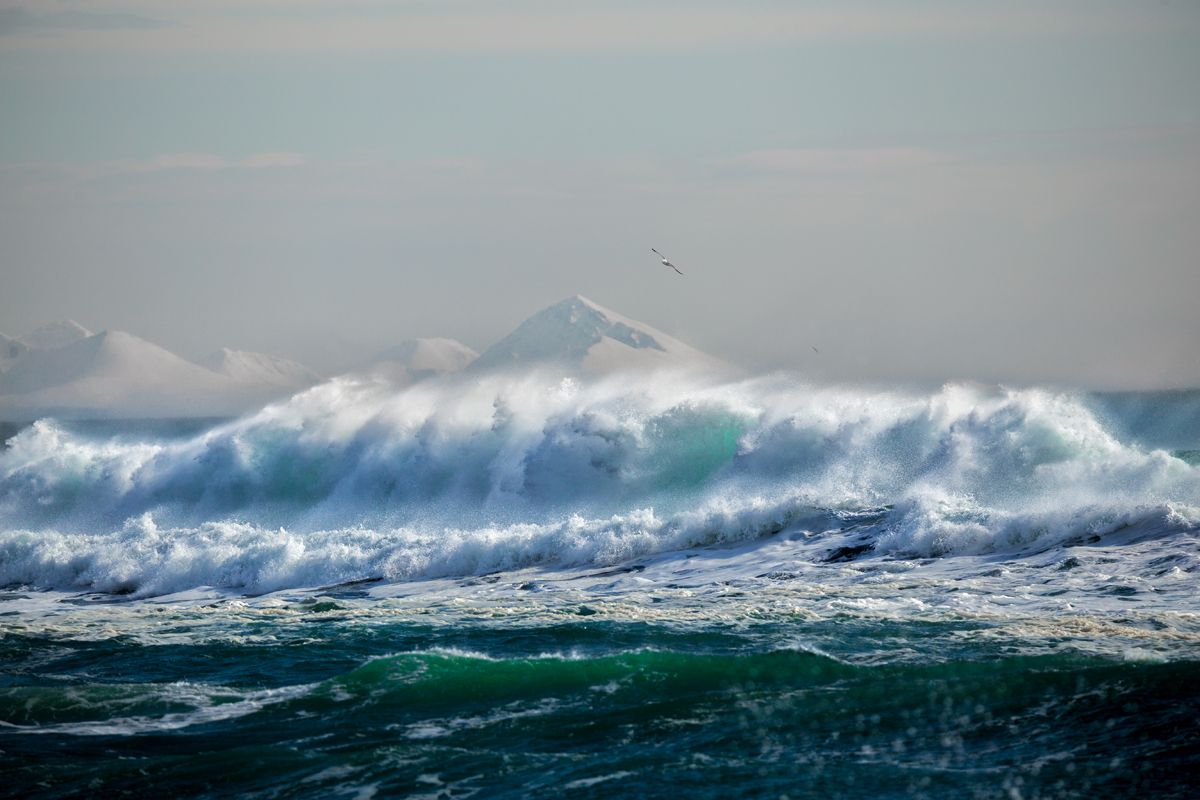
[2,374,1198,798]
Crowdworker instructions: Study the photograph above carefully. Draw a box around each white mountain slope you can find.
[365,338,479,383]
[200,348,322,390]
[18,320,92,351]
[0,333,29,372]
[472,295,726,375]
[0,331,294,419]
[2,320,91,373]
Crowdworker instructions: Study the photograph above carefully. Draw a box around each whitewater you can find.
[3,369,1199,798]
[1,371,1197,596]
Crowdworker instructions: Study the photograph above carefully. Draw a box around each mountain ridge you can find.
[0,330,323,420]
[1,297,723,419]
[17,320,92,351]
[472,295,724,375]
[200,348,323,390]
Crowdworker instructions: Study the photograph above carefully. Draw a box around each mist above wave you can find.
[1,370,1197,593]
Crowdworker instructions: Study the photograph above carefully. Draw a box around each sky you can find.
[1,0,1198,388]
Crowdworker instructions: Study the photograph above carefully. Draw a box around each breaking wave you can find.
[1,372,1197,594]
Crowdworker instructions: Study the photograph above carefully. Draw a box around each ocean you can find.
[2,373,1198,798]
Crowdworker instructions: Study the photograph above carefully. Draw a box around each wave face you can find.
[1,373,1198,594]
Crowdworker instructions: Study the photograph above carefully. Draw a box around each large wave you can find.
[1,372,1197,594]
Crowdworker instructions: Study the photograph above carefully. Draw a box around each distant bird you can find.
[811,346,820,354]
[651,248,683,275]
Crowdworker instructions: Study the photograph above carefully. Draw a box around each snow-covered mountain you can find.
[200,348,322,390]
[17,320,92,351]
[0,331,313,420]
[472,295,725,375]
[365,338,478,383]
[1,320,91,373]
[0,298,723,419]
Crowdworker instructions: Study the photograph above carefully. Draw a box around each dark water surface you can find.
[2,614,1198,799]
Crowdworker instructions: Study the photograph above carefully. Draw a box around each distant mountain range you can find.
[0,296,723,420]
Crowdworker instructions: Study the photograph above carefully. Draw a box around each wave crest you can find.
[2,374,1197,592]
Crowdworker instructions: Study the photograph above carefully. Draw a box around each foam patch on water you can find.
[0,681,314,736]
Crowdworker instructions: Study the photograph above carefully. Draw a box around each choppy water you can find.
[2,374,1198,797]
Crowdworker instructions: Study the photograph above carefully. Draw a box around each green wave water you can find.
[3,617,1198,799]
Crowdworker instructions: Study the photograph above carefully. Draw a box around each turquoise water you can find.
[4,613,1198,799]
[2,379,1199,797]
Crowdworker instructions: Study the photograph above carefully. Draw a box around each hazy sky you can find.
[2,0,1198,387]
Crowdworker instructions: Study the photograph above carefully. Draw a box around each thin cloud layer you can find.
[0,6,164,36]
[722,147,955,174]
[0,2,1188,52]
[0,152,308,181]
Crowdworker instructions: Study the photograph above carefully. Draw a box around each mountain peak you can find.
[553,293,602,311]
[472,295,721,375]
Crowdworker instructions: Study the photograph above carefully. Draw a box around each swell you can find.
[4,648,1195,734]
[5,647,1197,800]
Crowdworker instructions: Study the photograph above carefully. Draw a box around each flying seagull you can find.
[651,248,683,275]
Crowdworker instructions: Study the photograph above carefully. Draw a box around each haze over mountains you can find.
[0,296,723,420]
[0,327,317,420]
[366,338,480,384]
[199,349,322,389]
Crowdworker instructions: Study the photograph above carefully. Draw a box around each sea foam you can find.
[1,372,1197,594]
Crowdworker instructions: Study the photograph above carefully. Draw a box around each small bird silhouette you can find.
[650,248,683,275]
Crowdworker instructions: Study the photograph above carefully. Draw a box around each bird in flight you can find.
[651,248,683,275]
